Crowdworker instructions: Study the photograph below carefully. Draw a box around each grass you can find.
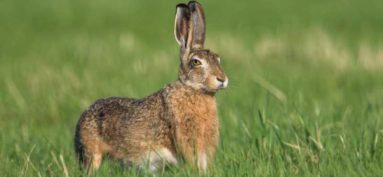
[1,0,383,176]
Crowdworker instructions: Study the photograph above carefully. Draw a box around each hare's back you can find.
[88,97,136,116]
[80,94,167,132]
[87,95,164,120]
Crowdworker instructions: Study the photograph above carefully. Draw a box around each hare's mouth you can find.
[220,79,229,89]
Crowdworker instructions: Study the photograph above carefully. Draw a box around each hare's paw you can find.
[197,152,208,171]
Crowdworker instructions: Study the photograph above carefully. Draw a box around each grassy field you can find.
[1,0,383,176]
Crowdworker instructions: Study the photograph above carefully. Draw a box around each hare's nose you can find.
[216,75,228,89]
[216,77,225,83]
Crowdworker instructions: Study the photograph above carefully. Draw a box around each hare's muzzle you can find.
[216,76,229,89]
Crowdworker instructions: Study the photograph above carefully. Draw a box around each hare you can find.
[74,1,228,174]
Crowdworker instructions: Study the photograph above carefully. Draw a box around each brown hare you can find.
[74,1,228,174]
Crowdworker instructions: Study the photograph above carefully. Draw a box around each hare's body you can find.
[75,81,219,171]
[75,90,175,171]
[75,1,228,173]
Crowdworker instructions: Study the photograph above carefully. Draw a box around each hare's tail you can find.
[74,123,86,167]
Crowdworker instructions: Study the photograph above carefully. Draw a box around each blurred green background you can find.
[1,0,383,176]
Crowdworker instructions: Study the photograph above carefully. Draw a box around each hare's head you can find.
[175,1,228,93]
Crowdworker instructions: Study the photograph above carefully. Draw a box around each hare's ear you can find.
[187,1,205,49]
[174,4,190,49]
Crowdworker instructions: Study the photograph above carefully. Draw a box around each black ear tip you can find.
[188,1,199,11]
[176,3,188,9]
[188,1,202,12]
[176,4,190,15]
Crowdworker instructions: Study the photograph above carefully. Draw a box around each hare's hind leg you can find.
[75,124,110,174]
[76,140,108,174]
[85,151,103,174]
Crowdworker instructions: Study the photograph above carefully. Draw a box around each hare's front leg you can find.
[176,128,217,172]
[197,150,208,172]
[197,134,218,172]
[181,143,211,173]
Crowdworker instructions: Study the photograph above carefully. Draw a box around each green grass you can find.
[1,0,383,176]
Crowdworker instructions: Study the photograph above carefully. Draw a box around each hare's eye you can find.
[190,59,202,67]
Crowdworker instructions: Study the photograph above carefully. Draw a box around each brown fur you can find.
[74,1,228,173]
[165,82,219,167]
